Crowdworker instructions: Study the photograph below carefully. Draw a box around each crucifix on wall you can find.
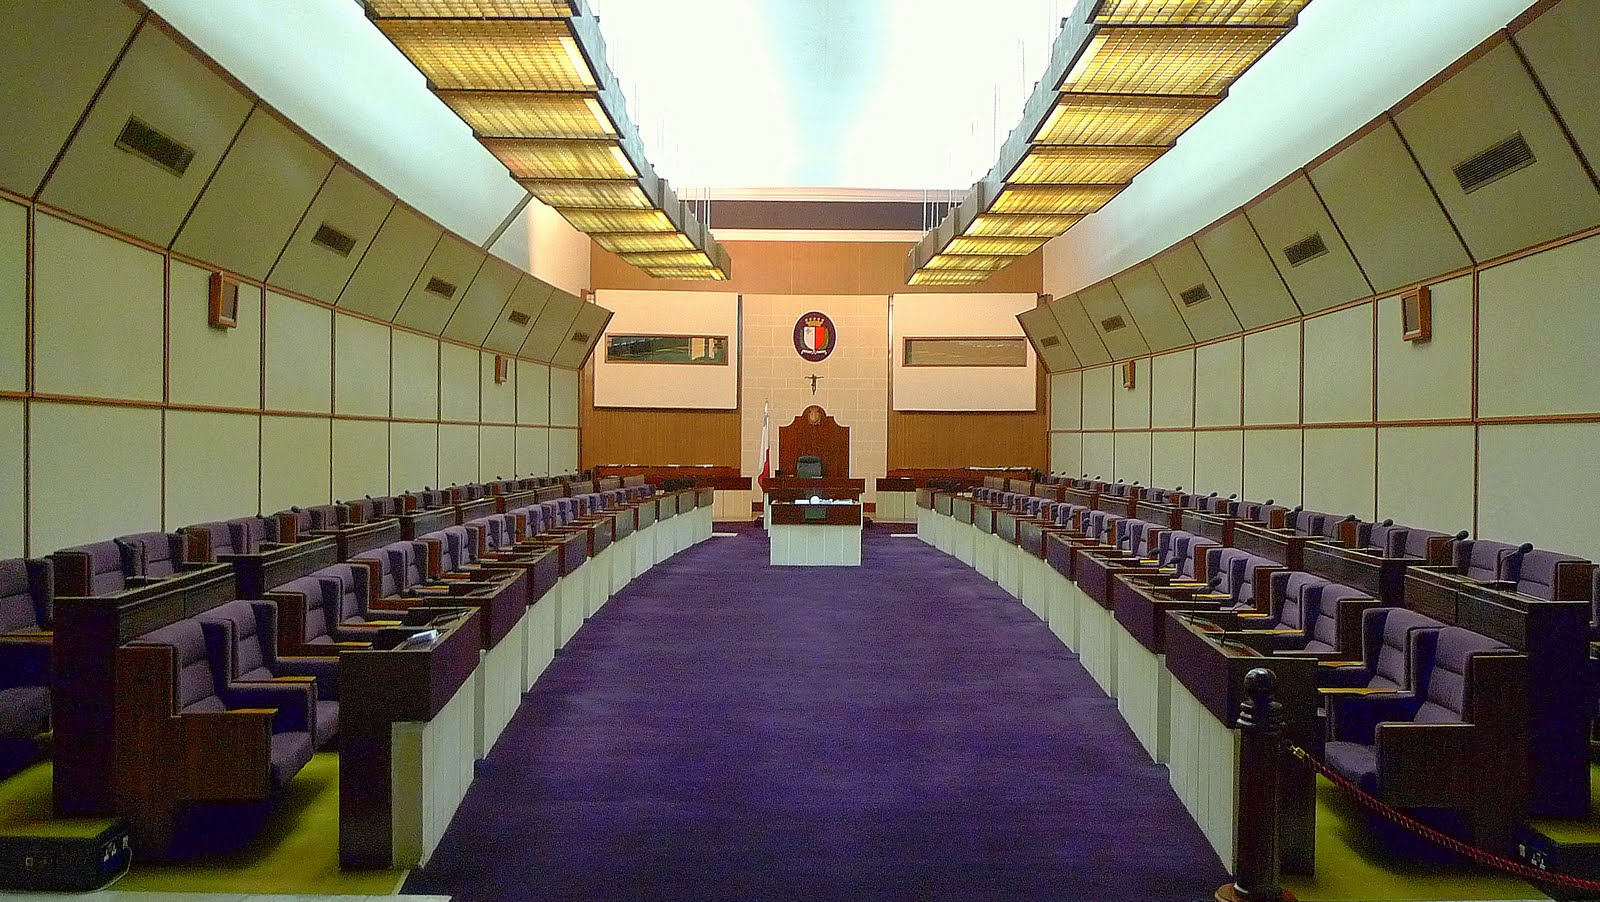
[806,373,824,395]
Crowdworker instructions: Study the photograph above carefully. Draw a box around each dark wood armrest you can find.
[270,675,317,683]
[180,709,273,801]
[1375,722,1476,804]
[1319,686,1400,695]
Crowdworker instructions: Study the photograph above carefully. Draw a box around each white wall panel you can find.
[1113,432,1152,487]
[0,401,24,558]
[1081,433,1114,480]
[391,331,440,421]
[166,411,259,528]
[264,292,332,414]
[438,424,478,487]
[1150,349,1195,429]
[481,353,516,425]
[1151,431,1196,493]
[1049,432,1081,477]
[1049,371,1082,431]
[1194,430,1243,499]
[548,428,579,474]
[1478,235,1600,417]
[30,403,161,553]
[594,290,740,409]
[891,294,1037,412]
[0,202,27,393]
[517,362,552,426]
[439,342,480,422]
[1243,324,1300,425]
[261,416,331,513]
[1376,425,1474,534]
[1113,360,1151,430]
[1194,338,1243,427]
[1243,429,1301,507]
[550,367,580,427]
[1376,274,1471,422]
[1081,366,1114,431]
[1479,422,1600,559]
[169,259,262,410]
[479,425,515,482]
[516,427,549,477]
[334,314,391,418]
[1302,304,1373,424]
[333,418,389,502]
[390,421,438,492]
[1303,428,1375,520]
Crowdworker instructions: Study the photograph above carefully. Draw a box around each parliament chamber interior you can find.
[2,1,1599,900]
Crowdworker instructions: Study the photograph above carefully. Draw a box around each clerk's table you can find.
[768,499,863,566]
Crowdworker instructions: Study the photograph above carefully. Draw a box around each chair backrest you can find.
[388,541,425,594]
[1362,607,1447,691]
[1515,550,1591,600]
[273,576,336,643]
[1454,539,1532,583]
[274,508,313,542]
[1274,572,1330,631]
[182,522,235,562]
[116,531,182,578]
[53,541,127,596]
[0,558,51,633]
[1289,508,1323,536]
[227,517,276,555]
[441,525,476,571]
[135,617,219,711]
[316,564,371,624]
[199,599,276,682]
[1215,549,1276,605]
[1399,527,1458,563]
[1415,627,1514,724]
[1367,520,1406,556]
[1300,583,1353,653]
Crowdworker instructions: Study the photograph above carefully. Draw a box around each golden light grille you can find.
[438,90,614,138]
[640,266,728,281]
[481,138,636,179]
[366,1,575,17]
[592,232,698,254]
[991,184,1124,215]
[944,235,1051,256]
[523,179,651,209]
[908,269,997,286]
[560,208,675,233]
[1036,93,1217,145]
[924,254,1018,271]
[1062,26,1286,95]
[1088,0,1309,26]
[620,250,715,268]
[967,213,1085,237]
[375,19,595,91]
[1011,145,1169,183]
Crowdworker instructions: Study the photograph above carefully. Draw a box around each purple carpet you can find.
[403,527,1229,901]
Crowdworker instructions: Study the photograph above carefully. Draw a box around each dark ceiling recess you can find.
[706,199,956,231]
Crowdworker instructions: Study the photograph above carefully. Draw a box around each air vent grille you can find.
[507,310,531,326]
[1100,315,1126,332]
[1283,233,1328,267]
[114,118,194,176]
[424,277,457,299]
[1454,132,1535,194]
[570,331,590,344]
[1179,284,1211,306]
[1040,335,1061,348]
[311,223,356,257]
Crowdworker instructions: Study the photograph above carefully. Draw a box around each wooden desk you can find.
[768,502,863,566]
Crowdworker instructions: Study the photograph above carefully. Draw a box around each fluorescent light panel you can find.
[968,213,1085,237]
[522,179,651,208]
[1060,26,1287,95]
[481,137,637,179]
[620,250,715,268]
[991,184,1124,214]
[561,208,676,233]
[945,235,1050,255]
[1088,0,1310,27]
[366,1,576,17]
[592,232,698,253]
[640,266,728,281]
[1036,93,1218,145]
[438,90,615,138]
[375,18,595,91]
[924,254,1017,271]
[908,269,997,286]
[1010,145,1169,183]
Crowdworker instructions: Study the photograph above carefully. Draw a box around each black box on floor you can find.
[1517,826,1600,901]
[0,818,130,892]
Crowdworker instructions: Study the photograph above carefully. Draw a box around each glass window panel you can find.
[903,337,1029,367]
[606,334,729,365]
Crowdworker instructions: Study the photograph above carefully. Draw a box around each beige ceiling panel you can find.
[393,235,487,334]
[0,0,142,196]
[337,204,441,320]
[1309,121,1471,294]
[1049,294,1111,366]
[549,302,612,369]
[270,165,396,303]
[1192,213,1299,329]
[1151,239,1240,342]
[39,26,254,247]
[1395,43,1600,263]
[1111,264,1193,352]
[485,277,554,354]
[1516,0,1600,175]
[173,108,334,278]
[1018,305,1082,373]
[1078,282,1149,360]
[1245,174,1372,314]
[520,289,583,362]
[442,254,520,346]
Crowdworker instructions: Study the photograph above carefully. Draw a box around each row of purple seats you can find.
[0,559,52,770]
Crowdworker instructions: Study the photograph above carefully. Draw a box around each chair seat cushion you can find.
[1324,740,1378,793]
[0,686,50,737]
[269,730,314,788]
[314,699,339,747]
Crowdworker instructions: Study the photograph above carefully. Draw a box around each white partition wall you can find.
[593,290,740,409]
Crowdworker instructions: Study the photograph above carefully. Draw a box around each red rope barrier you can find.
[1287,744,1600,893]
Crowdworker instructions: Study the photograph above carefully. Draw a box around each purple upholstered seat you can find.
[1399,527,1461,563]
[0,558,52,742]
[1288,508,1325,537]
[1213,548,1280,609]
[1161,532,1219,582]
[199,600,338,746]
[51,541,128,596]
[1514,550,1591,600]
[135,617,314,786]
[1238,500,1286,526]
[227,516,277,555]
[1366,520,1406,556]
[313,564,388,635]
[1454,539,1533,584]
[1321,607,1447,691]
[1115,519,1153,556]
[116,531,184,579]
[356,541,425,600]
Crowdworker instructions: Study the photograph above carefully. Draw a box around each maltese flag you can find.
[758,400,771,491]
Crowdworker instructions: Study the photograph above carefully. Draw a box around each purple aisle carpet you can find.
[403,527,1229,902]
